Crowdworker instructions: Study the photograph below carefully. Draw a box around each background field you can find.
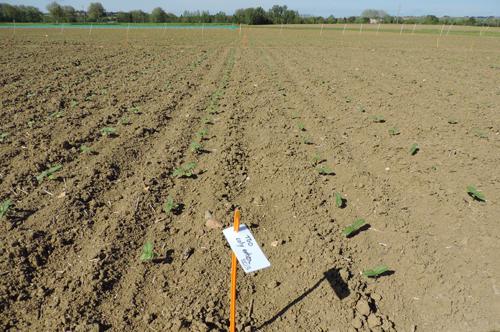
[1,26,499,332]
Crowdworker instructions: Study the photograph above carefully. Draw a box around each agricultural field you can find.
[0,26,499,332]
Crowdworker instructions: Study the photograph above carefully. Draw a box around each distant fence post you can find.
[400,24,404,35]
[342,23,347,35]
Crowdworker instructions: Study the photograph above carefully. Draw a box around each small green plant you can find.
[36,164,62,183]
[335,192,344,208]
[190,141,203,154]
[49,111,64,119]
[302,136,313,145]
[297,123,306,131]
[0,132,9,143]
[70,99,78,108]
[311,154,322,166]
[129,107,141,114]
[173,162,197,178]
[467,185,486,202]
[356,106,365,113]
[80,145,94,154]
[409,143,419,155]
[388,127,400,136]
[140,241,156,262]
[363,265,389,278]
[342,218,366,237]
[196,129,208,140]
[100,127,117,136]
[27,120,36,128]
[202,116,213,125]
[473,129,488,139]
[120,116,131,125]
[371,115,385,123]
[0,199,11,219]
[163,196,179,214]
[317,166,334,175]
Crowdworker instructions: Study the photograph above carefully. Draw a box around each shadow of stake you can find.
[258,267,350,329]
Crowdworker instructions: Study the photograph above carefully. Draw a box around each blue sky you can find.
[5,0,499,17]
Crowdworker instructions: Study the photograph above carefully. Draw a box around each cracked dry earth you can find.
[1,28,499,331]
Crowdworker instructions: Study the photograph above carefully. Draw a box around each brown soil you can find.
[1,27,499,332]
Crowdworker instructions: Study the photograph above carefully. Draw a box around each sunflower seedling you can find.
[140,241,156,262]
[129,107,141,114]
[49,111,64,119]
[120,116,131,125]
[0,132,9,143]
[0,199,11,219]
[467,185,486,202]
[311,154,323,166]
[202,116,213,125]
[388,127,400,136]
[371,115,385,123]
[363,265,389,278]
[80,145,94,154]
[173,162,197,178]
[297,123,306,131]
[100,127,117,136]
[317,166,334,175]
[409,143,419,155]
[36,164,62,183]
[163,196,180,214]
[196,129,208,140]
[190,141,203,154]
[335,192,345,208]
[342,218,366,237]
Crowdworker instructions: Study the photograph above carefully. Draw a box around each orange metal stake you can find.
[230,209,241,332]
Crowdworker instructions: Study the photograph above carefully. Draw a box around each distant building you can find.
[370,18,381,24]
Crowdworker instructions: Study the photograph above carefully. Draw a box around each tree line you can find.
[0,2,498,27]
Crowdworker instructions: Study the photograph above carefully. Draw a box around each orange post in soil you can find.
[230,209,241,332]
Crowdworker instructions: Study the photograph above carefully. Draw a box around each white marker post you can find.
[239,23,242,36]
[377,23,381,35]
[359,23,363,34]
[13,19,16,36]
[400,23,404,35]
[280,23,283,34]
[412,23,416,34]
[202,23,205,40]
[439,24,445,37]
[126,23,130,43]
[343,23,347,35]
[89,23,93,36]
[446,25,452,36]
[320,23,324,36]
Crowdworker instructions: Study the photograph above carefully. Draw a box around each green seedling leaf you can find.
[342,218,365,237]
[363,265,389,278]
[129,107,141,114]
[371,115,385,123]
[0,199,12,219]
[140,241,156,262]
[473,128,488,139]
[409,143,419,155]
[202,116,213,125]
[28,120,36,128]
[80,145,93,154]
[357,106,365,113]
[36,164,62,183]
[311,154,322,166]
[163,196,178,214]
[70,99,78,108]
[467,185,486,202]
[388,127,400,136]
[317,166,334,175]
[120,116,131,125]
[0,132,9,143]
[303,136,313,145]
[173,162,197,178]
[100,127,117,136]
[50,111,64,119]
[190,141,203,154]
[196,129,208,140]
[297,123,306,131]
[335,192,343,208]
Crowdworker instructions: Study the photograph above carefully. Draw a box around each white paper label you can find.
[223,224,271,273]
